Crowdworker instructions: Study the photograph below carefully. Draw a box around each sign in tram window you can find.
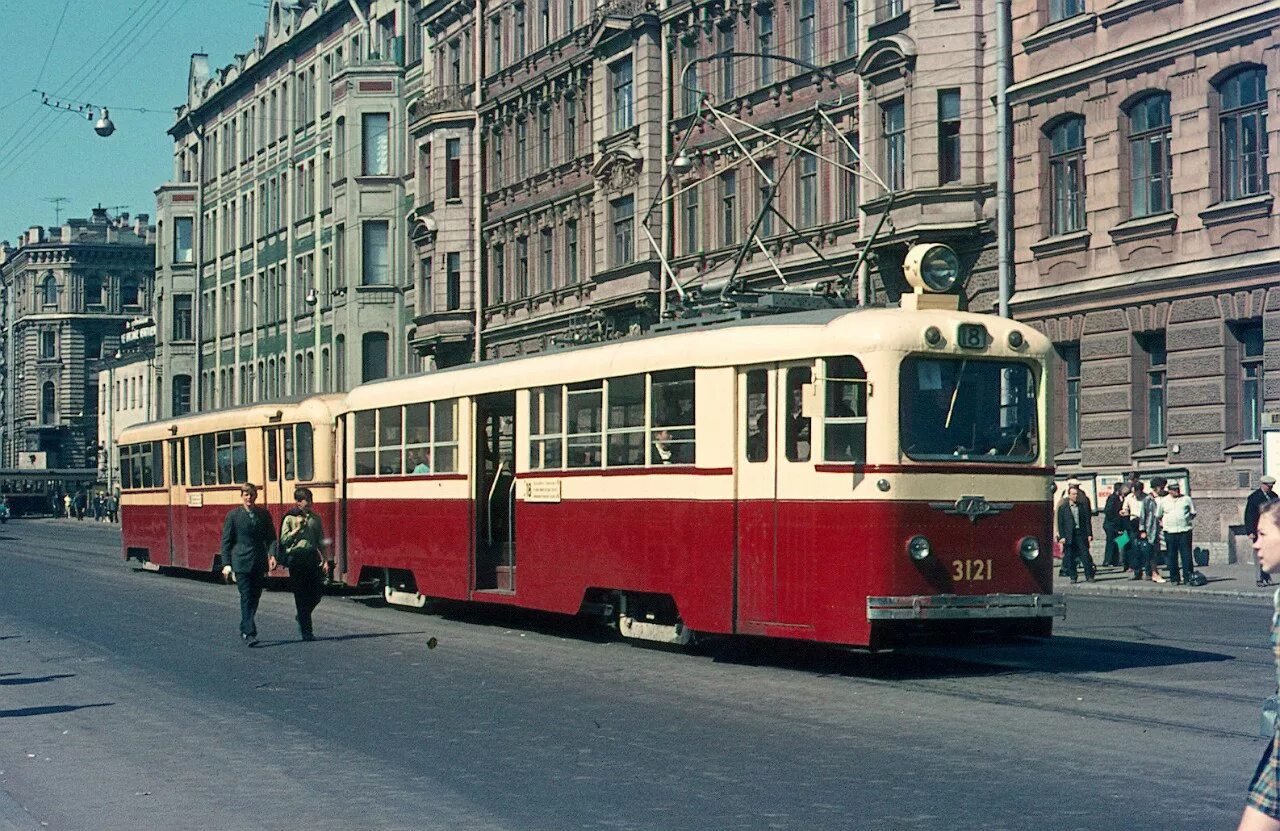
[745,370,768,463]
[785,367,812,462]
[823,356,868,463]
[566,382,604,468]
[606,375,646,467]
[650,369,695,465]
[529,387,564,470]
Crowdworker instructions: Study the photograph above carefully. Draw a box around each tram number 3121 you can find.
[953,559,995,582]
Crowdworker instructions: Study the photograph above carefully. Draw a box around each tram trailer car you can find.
[337,306,1062,648]
[119,396,342,576]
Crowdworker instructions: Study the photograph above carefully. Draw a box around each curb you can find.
[1056,582,1273,603]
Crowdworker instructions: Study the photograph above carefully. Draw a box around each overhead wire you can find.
[34,0,72,90]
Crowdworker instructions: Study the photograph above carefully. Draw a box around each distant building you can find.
[1008,0,1278,557]
[154,0,417,418]
[95,317,158,493]
[0,208,155,470]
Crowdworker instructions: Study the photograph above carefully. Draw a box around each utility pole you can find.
[43,196,69,226]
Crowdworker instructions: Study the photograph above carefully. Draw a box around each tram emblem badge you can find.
[928,495,1013,524]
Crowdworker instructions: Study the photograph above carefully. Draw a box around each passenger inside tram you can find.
[411,449,432,474]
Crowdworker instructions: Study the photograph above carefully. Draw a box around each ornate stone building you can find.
[1008,0,1279,555]
[155,0,417,417]
[0,208,155,469]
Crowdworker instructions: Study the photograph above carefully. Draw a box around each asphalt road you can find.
[0,518,1271,830]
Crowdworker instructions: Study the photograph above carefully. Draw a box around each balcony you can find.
[409,85,476,128]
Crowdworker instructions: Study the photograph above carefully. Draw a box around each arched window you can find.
[1127,93,1172,218]
[1048,116,1085,235]
[41,274,57,307]
[41,381,56,424]
[1217,67,1269,201]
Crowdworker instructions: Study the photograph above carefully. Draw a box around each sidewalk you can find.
[1054,555,1276,603]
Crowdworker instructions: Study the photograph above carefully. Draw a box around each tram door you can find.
[474,392,517,592]
[735,362,814,629]
[263,427,285,511]
[163,438,183,567]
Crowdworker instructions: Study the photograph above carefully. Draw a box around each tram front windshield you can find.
[900,357,1038,462]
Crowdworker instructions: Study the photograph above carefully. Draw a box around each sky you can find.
[0,0,270,243]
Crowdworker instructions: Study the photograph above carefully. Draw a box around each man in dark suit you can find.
[1246,475,1279,586]
[1056,482,1096,584]
[220,483,277,645]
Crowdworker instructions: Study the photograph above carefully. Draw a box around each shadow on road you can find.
[250,630,430,649]
[0,673,75,686]
[0,703,113,719]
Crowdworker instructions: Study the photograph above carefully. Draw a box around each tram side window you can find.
[121,445,134,489]
[529,386,564,470]
[745,370,768,463]
[266,427,280,481]
[201,433,217,485]
[785,367,812,462]
[431,400,459,473]
[354,410,377,475]
[566,382,603,468]
[295,423,314,481]
[823,356,867,463]
[378,407,403,475]
[405,403,431,473]
[651,369,695,465]
[152,443,166,488]
[606,375,645,467]
[213,430,248,485]
[188,436,203,486]
[282,423,315,481]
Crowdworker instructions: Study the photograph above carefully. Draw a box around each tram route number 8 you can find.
[952,559,994,581]
[957,323,987,350]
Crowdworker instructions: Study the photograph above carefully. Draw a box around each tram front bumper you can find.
[866,593,1065,621]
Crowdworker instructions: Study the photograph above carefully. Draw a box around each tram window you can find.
[152,443,166,488]
[295,423,314,481]
[354,410,377,476]
[169,442,179,485]
[785,367,812,462]
[405,404,431,473]
[231,430,248,483]
[566,382,603,468]
[823,356,867,463]
[283,428,295,480]
[745,370,768,463]
[201,434,217,485]
[899,358,1038,462]
[432,400,458,473]
[266,428,280,481]
[606,375,645,467]
[529,386,564,470]
[139,443,154,489]
[378,407,403,475]
[121,446,134,490]
[188,436,203,486]
[215,432,233,484]
[650,369,695,465]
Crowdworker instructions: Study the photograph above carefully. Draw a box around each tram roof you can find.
[347,306,1051,410]
[119,393,345,443]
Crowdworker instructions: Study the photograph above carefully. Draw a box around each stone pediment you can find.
[856,34,917,79]
[586,0,658,53]
[591,144,644,194]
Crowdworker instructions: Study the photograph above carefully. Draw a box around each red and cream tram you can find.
[121,306,1063,647]
[118,395,342,574]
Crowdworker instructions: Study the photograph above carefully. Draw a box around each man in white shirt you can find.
[1159,480,1196,584]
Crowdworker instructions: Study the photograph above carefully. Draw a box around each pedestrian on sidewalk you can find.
[1161,481,1197,585]
[1102,482,1127,568]
[1247,476,1279,587]
[1237,501,1280,831]
[219,483,277,646]
[1125,480,1161,580]
[274,487,327,642]
[62,493,71,518]
[1056,483,1096,583]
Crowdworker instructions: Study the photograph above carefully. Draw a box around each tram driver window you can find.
[650,369,695,464]
[745,369,768,463]
[900,358,1039,462]
[823,356,867,463]
[785,367,812,462]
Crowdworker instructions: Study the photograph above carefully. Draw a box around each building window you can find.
[39,330,56,359]
[759,158,775,236]
[539,0,550,45]
[173,294,193,340]
[445,138,462,199]
[173,375,192,416]
[1058,343,1081,451]
[564,94,577,161]
[492,243,506,303]
[720,171,737,246]
[173,217,193,263]
[1128,93,1172,217]
[489,16,502,73]
[121,276,142,308]
[516,235,529,297]
[539,108,552,170]
[843,0,858,57]
[797,0,816,65]
[1239,321,1264,443]
[680,39,699,115]
[540,228,554,292]
[361,221,390,286]
[1218,67,1269,202]
[361,112,390,176]
[565,219,579,283]
[1048,0,1083,23]
[681,183,700,254]
[938,89,961,184]
[86,333,102,361]
[718,23,736,101]
[41,274,57,307]
[1137,331,1166,447]
[611,195,634,265]
[513,3,526,60]
[41,381,56,424]
[610,57,634,133]
[841,135,859,221]
[362,332,390,382]
[757,10,773,85]
[882,99,905,191]
[446,252,462,310]
[798,150,818,227]
[1048,116,1085,235]
[516,118,528,179]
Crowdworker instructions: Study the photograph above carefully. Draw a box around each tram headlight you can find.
[1008,330,1025,349]
[907,535,932,561]
[1018,536,1041,562]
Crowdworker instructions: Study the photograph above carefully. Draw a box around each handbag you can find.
[1114,530,1131,551]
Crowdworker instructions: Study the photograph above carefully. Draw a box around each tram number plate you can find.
[952,558,994,582]
[957,323,987,349]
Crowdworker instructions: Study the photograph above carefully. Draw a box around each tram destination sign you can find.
[957,323,988,350]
